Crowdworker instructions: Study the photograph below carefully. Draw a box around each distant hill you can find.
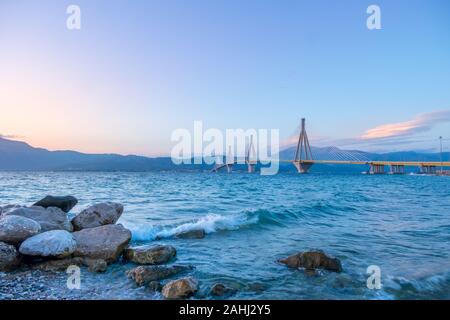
[0,137,178,171]
[0,137,448,172]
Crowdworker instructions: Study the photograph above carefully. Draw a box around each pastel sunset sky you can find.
[1,0,449,156]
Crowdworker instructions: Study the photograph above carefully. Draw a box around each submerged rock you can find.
[0,215,41,245]
[279,250,342,273]
[123,245,176,265]
[73,224,131,263]
[126,265,194,286]
[19,230,76,258]
[5,206,72,232]
[162,277,198,299]
[71,202,124,231]
[175,229,206,239]
[210,283,237,297]
[247,282,266,293]
[33,195,78,213]
[0,242,21,271]
[148,281,163,292]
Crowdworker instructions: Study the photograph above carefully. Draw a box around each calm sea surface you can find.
[1,171,449,300]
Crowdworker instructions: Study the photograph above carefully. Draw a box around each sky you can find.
[1,0,449,156]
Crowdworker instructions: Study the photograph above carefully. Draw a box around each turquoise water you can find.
[1,171,449,300]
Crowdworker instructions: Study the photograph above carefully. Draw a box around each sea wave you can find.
[127,212,260,241]
[126,207,316,241]
[384,271,450,299]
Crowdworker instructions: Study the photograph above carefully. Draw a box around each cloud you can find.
[361,110,450,140]
[280,110,449,153]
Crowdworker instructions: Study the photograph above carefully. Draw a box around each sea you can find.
[0,171,449,300]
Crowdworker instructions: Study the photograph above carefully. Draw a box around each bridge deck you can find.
[245,160,450,166]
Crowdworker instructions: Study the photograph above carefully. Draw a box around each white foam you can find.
[127,213,258,241]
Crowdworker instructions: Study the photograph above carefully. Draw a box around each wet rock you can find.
[5,206,72,232]
[279,250,342,273]
[0,205,23,216]
[126,265,194,286]
[71,202,124,231]
[148,281,163,292]
[0,242,21,271]
[162,277,198,299]
[123,245,176,265]
[33,195,78,213]
[73,224,131,263]
[84,258,107,273]
[175,229,206,239]
[33,257,84,272]
[19,230,76,258]
[0,215,41,245]
[210,283,237,297]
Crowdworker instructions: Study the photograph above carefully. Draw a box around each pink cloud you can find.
[361,110,450,140]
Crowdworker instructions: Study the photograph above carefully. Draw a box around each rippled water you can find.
[1,171,449,300]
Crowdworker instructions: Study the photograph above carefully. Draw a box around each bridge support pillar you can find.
[370,164,385,174]
[293,161,313,173]
[390,165,405,174]
[420,165,436,174]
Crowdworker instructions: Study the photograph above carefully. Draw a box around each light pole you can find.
[439,136,443,174]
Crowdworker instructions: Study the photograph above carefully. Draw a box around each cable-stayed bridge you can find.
[212,118,450,175]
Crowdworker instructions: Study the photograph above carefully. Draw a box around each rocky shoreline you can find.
[1,195,343,300]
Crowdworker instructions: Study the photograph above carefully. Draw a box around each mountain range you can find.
[0,137,448,172]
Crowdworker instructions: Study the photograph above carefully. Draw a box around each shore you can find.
[1,195,343,300]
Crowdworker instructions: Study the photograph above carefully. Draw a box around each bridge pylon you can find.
[225,145,234,173]
[246,135,256,173]
[293,118,313,173]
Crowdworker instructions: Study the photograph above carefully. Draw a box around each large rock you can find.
[175,229,206,239]
[126,265,193,286]
[73,224,131,263]
[71,202,124,231]
[0,215,41,245]
[19,230,76,258]
[5,206,72,232]
[278,250,342,273]
[33,195,78,213]
[162,277,198,299]
[0,242,21,271]
[123,245,176,265]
